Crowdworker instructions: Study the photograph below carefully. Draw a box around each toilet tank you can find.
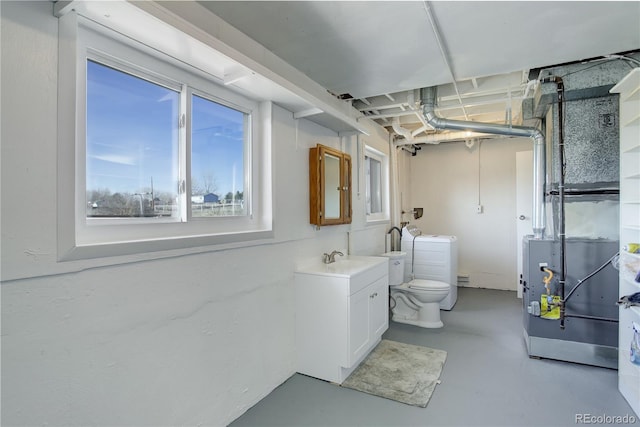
[381,252,405,286]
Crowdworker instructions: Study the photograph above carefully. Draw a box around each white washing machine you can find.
[401,225,458,310]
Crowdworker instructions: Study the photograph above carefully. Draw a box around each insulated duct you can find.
[420,87,546,239]
[393,117,501,146]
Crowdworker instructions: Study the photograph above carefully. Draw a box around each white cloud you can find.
[90,154,137,166]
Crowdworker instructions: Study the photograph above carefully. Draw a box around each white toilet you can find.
[382,251,450,328]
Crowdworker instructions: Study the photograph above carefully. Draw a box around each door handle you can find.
[519,215,526,220]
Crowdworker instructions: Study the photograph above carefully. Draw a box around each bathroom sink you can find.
[322,257,381,276]
[296,255,387,278]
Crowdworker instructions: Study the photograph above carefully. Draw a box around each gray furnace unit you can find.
[520,55,639,368]
[522,238,619,368]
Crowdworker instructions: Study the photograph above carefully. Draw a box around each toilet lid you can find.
[407,279,450,291]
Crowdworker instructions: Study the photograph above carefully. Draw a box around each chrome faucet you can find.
[323,250,344,264]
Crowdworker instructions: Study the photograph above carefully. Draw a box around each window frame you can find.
[84,54,184,225]
[187,88,253,222]
[57,12,273,261]
[364,145,390,223]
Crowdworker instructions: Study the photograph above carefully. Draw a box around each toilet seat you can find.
[407,279,450,291]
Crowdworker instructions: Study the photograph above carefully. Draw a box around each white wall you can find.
[0,2,390,425]
[408,137,532,290]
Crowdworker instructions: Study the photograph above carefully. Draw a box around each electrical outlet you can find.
[476,205,483,214]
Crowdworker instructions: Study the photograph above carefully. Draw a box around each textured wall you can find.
[408,137,531,291]
[0,2,389,425]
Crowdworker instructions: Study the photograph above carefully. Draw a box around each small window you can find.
[364,146,389,222]
[365,155,382,215]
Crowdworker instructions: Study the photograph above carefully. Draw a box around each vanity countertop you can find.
[295,255,387,278]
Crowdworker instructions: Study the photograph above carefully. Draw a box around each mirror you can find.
[324,153,341,219]
[309,144,352,226]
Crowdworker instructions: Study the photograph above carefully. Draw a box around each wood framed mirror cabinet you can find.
[309,144,352,227]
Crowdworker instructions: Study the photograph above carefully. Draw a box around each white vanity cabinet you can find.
[294,256,389,384]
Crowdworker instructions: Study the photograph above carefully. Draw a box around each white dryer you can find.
[401,225,458,310]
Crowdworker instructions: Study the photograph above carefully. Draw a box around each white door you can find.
[516,151,533,298]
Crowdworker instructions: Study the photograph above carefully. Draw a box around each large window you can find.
[58,13,272,260]
[86,59,250,222]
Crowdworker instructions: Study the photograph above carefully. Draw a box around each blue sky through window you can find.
[86,60,246,205]
[191,94,245,199]
[86,60,178,198]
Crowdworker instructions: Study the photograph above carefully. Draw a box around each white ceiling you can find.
[199,1,640,136]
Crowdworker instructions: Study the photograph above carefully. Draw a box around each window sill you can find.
[365,217,391,227]
[59,229,275,262]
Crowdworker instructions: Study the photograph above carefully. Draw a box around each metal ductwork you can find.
[393,117,497,146]
[420,86,546,239]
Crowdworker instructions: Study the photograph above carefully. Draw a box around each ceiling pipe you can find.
[394,130,502,146]
[422,1,470,121]
[420,86,546,239]
[392,117,447,145]
[393,110,498,145]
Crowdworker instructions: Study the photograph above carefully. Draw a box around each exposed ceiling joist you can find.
[200,1,640,140]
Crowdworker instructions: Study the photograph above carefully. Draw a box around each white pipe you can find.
[392,117,414,142]
[420,86,546,239]
[389,132,401,227]
[422,1,469,121]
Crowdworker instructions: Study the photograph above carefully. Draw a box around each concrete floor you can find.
[230,287,638,426]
